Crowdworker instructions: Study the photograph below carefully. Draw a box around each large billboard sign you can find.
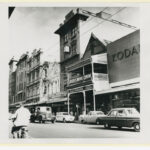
[107,30,140,87]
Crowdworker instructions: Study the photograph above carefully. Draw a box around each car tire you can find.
[63,118,66,123]
[81,120,84,124]
[133,122,140,132]
[96,119,100,125]
[30,119,35,123]
[38,116,43,123]
[104,123,111,129]
[51,120,55,124]
[42,120,45,123]
[118,126,122,130]
[30,116,35,123]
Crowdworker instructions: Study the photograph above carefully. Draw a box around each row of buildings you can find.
[9,8,140,116]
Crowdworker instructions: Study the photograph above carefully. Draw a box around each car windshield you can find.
[63,112,69,115]
[96,112,104,115]
[108,110,117,116]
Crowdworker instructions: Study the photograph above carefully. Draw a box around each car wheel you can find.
[81,120,84,124]
[63,118,66,123]
[30,118,35,123]
[96,119,100,125]
[42,120,45,123]
[30,116,35,123]
[51,120,55,123]
[104,123,111,129]
[118,126,122,130]
[133,122,140,132]
[38,116,42,123]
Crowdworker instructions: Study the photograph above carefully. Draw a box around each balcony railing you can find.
[68,74,92,85]
[26,78,40,86]
[93,73,108,81]
[68,73,108,85]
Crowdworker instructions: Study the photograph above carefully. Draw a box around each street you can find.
[9,121,140,138]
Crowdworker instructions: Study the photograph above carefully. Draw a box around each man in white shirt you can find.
[11,103,31,138]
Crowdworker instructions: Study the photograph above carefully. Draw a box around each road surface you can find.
[9,121,140,138]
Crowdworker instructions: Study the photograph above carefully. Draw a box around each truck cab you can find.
[30,106,56,123]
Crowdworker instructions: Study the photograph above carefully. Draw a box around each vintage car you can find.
[56,112,75,123]
[79,111,106,124]
[30,106,56,123]
[97,108,140,131]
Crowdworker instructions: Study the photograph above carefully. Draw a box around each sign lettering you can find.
[69,74,91,84]
[107,30,140,85]
[112,44,140,62]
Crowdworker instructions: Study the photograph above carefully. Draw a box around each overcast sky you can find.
[9,7,140,62]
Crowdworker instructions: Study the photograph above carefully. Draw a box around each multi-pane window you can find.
[71,27,77,38]
[44,85,47,94]
[32,71,35,81]
[37,55,40,64]
[70,40,77,55]
[71,44,76,55]
[37,86,39,95]
[36,69,39,79]
[64,33,69,42]
[29,61,31,69]
[49,84,52,95]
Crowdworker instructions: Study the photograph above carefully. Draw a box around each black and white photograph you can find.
[7,6,141,139]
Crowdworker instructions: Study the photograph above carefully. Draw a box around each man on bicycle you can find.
[11,103,31,138]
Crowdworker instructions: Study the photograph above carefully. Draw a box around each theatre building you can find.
[95,30,140,113]
[66,33,110,117]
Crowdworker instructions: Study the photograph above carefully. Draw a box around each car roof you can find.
[36,106,50,108]
[110,108,136,111]
[56,112,68,114]
[90,111,103,113]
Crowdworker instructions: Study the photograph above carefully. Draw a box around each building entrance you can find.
[69,92,83,120]
[69,90,94,120]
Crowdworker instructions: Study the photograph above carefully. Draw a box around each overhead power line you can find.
[44,7,109,54]
[80,7,137,30]
[44,7,133,55]
[79,7,128,37]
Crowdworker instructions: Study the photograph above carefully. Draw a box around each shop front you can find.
[94,30,140,113]
[68,84,94,119]
[46,96,68,115]
[95,83,140,113]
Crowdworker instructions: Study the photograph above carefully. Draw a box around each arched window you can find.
[53,81,56,94]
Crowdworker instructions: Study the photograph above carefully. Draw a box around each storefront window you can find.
[136,90,140,97]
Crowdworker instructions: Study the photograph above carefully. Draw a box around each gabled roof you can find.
[81,33,111,60]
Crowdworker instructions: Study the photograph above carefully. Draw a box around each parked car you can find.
[79,111,106,124]
[97,108,140,131]
[56,112,75,123]
[30,106,56,123]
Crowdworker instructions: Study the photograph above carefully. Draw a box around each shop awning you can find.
[95,83,140,95]
[24,98,68,106]
[47,97,67,104]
